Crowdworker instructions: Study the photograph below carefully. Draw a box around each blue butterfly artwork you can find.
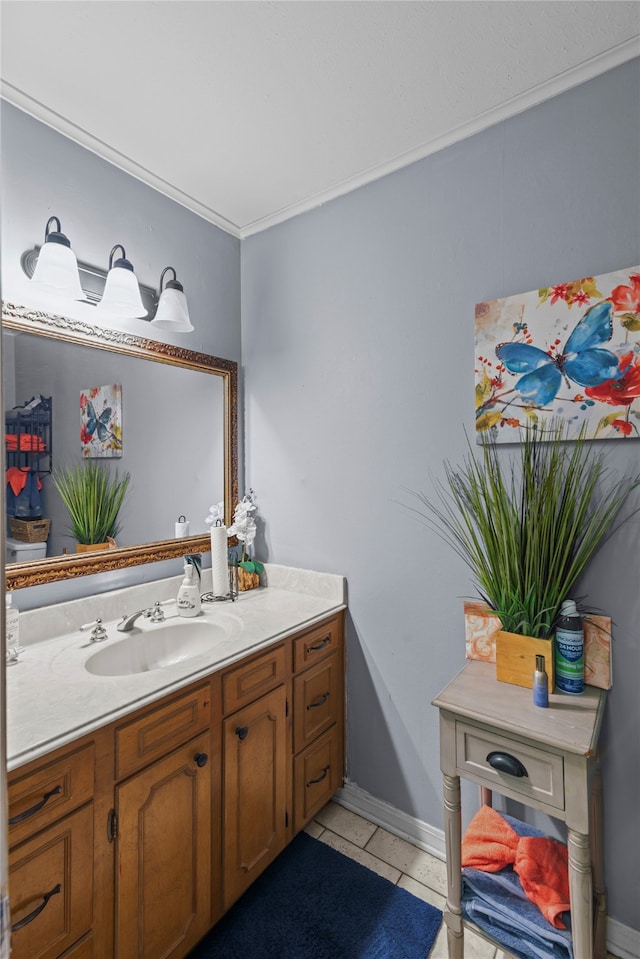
[496,301,622,407]
[85,399,112,441]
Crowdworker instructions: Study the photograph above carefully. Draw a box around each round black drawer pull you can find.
[306,692,330,710]
[9,785,62,825]
[235,726,248,741]
[194,753,208,767]
[486,751,528,778]
[12,883,61,932]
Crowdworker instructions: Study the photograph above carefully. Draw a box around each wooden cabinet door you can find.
[223,686,287,910]
[115,732,212,959]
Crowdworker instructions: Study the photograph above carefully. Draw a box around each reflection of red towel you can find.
[6,433,46,452]
[6,467,42,496]
[462,805,570,929]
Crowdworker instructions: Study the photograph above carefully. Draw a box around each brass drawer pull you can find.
[306,692,329,710]
[306,765,330,787]
[486,751,528,778]
[12,883,61,932]
[9,785,62,825]
[307,637,330,653]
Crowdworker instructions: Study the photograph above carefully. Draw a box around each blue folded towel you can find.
[462,813,574,959]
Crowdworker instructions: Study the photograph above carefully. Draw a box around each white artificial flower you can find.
[204,502,225,526]
[228,491,258,554]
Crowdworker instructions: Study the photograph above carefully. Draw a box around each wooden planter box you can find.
[495,630,555,691]
[76,542,111,553]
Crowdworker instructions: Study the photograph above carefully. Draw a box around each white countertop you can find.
[6,564,346,771]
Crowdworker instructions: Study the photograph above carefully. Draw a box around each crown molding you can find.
[0,81,242,238]
[2,36,638,240]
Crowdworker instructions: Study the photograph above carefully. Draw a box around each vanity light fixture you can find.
[95,244,147,319]
[150,267,194,333]
[29,216,84,301]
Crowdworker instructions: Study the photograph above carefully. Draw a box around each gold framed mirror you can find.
[2,302,238,591]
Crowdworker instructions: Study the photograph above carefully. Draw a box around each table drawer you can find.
[8,743,94,849]
[455,721,565,811]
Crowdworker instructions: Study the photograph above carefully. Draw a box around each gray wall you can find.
[1,100,240,601]
[241,60,640,930]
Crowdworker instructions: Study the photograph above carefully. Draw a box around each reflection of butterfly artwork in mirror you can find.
[475,266,640,441]
[80,384,123,457]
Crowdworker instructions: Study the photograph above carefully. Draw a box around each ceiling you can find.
[1,1,639,237]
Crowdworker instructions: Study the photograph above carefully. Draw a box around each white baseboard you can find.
[334,780,639,959]
[334,780,446,860]
[607,918,640,959]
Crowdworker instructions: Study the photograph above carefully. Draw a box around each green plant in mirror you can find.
[412,420,639,638]
[52,460,131,546]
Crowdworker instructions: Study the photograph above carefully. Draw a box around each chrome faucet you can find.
[117,601,168,632]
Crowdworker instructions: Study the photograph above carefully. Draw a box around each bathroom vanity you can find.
[6,565,346,959]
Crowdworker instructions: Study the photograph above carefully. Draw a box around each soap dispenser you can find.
[177,562,202,618]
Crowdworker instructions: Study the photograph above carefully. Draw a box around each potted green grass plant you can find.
[412,420,639,684]
[52,460,131,551]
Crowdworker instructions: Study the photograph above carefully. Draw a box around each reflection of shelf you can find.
[5,395,53,475]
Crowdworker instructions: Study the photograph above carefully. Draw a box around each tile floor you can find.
[308,800,620,959]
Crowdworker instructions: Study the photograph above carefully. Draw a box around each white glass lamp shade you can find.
[95,246,147,319]
[151,287,193,332]
[30,217,84,300]
[150,267,194,332]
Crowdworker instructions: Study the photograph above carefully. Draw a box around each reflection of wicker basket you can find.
[237,566,260,591]
[10,518,51,543]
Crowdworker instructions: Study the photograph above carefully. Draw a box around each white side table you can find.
[433,660,607,959]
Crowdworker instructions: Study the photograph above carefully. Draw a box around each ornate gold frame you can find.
[2,302,238,590]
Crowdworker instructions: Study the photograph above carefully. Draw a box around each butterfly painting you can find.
[475,266,640,441]
[80,384,123,457]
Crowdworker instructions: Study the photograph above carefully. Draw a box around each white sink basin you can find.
[85,619,225,676]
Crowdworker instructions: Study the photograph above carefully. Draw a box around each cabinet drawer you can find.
[9,804,94,959]
[293,617,341,673]
[293,653,342,754]
[116,683,211,780]
[455,721,565,811]
[293,726,343,831]
[222,644,286,715]
[8,743,94,849]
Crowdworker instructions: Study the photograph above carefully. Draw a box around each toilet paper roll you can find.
[175,520,190,538]
[210,525,229,597]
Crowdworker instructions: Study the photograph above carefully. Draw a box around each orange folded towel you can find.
[462,805,570,929]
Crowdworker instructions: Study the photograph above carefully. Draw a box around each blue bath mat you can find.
[187,831,442,959]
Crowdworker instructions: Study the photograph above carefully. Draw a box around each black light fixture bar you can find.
[21,247,159,319]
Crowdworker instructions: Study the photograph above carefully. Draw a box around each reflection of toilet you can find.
[5,537,47,563]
